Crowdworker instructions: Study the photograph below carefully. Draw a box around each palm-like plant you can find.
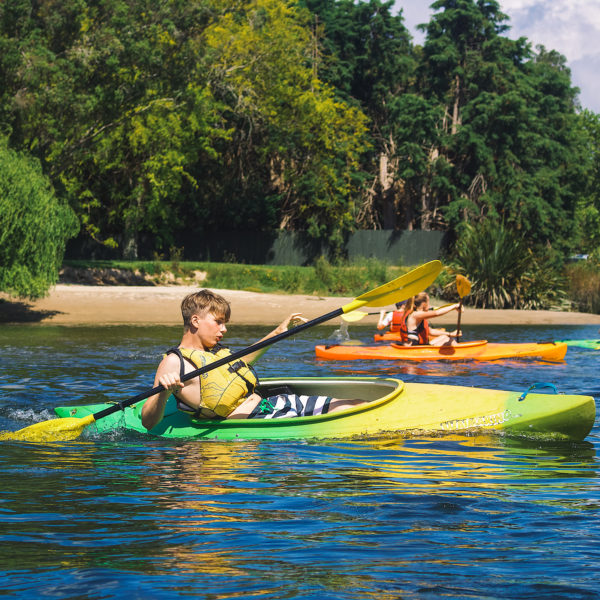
[448,221,564,309]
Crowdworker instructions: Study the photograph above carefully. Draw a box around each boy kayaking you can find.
[142,289,364,430]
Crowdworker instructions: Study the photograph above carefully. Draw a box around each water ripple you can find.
[0,323,599,599]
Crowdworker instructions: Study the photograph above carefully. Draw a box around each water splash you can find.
[328,321,364,345]
[329,320,351,343]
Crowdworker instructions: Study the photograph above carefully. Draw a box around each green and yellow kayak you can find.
[54,377,595,441]
[316,340,567,362]
[558,338,600,349]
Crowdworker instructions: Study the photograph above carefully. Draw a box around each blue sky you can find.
[394,0,600,113]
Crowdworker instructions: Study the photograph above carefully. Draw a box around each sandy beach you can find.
[2,284,600,326]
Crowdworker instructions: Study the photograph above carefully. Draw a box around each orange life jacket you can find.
[399,312,430,345]
[389,310,405,333]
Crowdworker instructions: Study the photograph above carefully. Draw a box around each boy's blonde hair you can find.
[181,289,231,330]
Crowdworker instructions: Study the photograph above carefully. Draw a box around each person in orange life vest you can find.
[142,289,367,430]
[378,300,447,342]
[377,301,406,331]
[400,292,462,346]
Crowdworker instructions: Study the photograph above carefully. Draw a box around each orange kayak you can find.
[315,340,567,362]
[374,331,406,342]
[374,331,451,342]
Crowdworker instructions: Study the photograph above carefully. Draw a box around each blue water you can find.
[1,322,599,599]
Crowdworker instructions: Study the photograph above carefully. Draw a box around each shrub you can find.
[0,141,79,299]
[447,221,565,309]
[565,262,600,313]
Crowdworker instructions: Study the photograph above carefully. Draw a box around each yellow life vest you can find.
[168,346,258,419]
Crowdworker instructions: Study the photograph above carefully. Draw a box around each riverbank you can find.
[2,284,600,326]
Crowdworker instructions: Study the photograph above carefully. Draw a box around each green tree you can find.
[573,109,600,254]
[1,0,369,258]
[2,0,227,258]
[202,0,369,251]
[0,140,79,299]
[301,0,417,229]
[418,0,583,248]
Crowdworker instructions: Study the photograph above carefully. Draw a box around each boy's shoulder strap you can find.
[166,347,186,379]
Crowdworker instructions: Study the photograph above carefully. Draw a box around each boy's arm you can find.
[377,310,391,330]
[141,354,182,430]
[246,313,307,364]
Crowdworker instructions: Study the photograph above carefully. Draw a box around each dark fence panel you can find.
[345,230,448,265]
[66,230,449,266]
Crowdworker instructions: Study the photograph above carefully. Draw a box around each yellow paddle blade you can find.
[0,414,95,443]
[456,274,472,298]
[342,260,442,312]
[341,310,370,322]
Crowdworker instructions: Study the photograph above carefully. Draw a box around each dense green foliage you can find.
[573,110,600,256]
[0,141,79,299]
[0,0,367,259]
[1,0,600,307]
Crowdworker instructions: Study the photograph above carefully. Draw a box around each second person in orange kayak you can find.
[400,292,462,346]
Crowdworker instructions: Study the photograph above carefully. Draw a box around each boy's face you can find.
[191,311,228,348]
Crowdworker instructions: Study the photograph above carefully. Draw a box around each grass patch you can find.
[63,258,404,298]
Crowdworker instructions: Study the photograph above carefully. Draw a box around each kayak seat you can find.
[255,383,296,398]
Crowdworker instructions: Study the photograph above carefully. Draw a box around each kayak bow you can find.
[557,339,600,349]
[54,377,594,441]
